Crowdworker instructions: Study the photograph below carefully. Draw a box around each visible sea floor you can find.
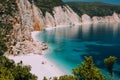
[36,23,120,79]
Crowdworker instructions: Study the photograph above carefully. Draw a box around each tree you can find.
[43,75,76,80]
[0,56,37,80]
[58,75,76,80]
[104,56,117,76]
[43,76,48,80]
[0,65,14,80]
[72,56,105,80]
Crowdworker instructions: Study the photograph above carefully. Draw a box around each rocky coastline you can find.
[6,0,120,56]
[3,0,120,79]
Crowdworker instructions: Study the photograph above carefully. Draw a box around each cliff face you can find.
[12,0,46,42]
[45,5,81,27]
[6,0,45,55]
[6,0,120,55]
[15,0,120,31]
[81,14,92,24]
[92,12,120,24]
[12,0,120,45]
[16,0,82,29]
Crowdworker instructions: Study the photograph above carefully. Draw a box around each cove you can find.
[36,23,120,79]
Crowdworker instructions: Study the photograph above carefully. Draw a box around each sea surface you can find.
[36,23,120,79]
[63,0,120,5]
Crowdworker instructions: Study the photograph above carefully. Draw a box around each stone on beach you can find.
[9,40,42,55]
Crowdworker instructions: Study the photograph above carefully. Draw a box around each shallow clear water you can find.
[36,23,120,79]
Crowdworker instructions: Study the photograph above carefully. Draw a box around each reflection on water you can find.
[36,23,120,79]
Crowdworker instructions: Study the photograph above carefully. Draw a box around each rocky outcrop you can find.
[16,0,120,31]
[112,12,120,23]
[92,12,120,24]
[7,0,46,55]
[45,7,120,27]
[16,0,81,30]
[44,5,81,27]
[9,40,42,55]
[81,14,92,24]
[14,0,45,42]
[8,0,120,55]
[45,12,55,27]
[32,3,45,30]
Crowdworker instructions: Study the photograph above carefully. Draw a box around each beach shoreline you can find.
[7,31,65,80]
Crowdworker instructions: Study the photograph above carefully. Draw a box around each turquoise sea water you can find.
[36,23,120,79]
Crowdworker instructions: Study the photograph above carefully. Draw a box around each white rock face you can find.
[92,16,106,23]
[105,16,115,23]
[16,0,120,30]
[10,0,120,56]
[32,4,45,29]
[92,16,100,23]
[16,0,34,41]
[9,0,46,55]
[11,40,42,55]
[92,13,120,24]
[45,12,55,27]
[45,5,81,27]
[17,0,45,31]
[53,6,70,26]
[63,5,81,25]
[112,12,120,23]
[81,14,92,24]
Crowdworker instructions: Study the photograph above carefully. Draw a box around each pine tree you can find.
[72,56,105,80]
[104,56,117,76]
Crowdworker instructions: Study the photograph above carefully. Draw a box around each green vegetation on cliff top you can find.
[29,0,120,17]
[29,0,64,15]
[66,2,120,17]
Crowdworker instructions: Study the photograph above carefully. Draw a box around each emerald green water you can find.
[36,23,120,79]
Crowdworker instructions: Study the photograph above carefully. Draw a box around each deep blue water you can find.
[36,23,120,79]
[63,0,120,5]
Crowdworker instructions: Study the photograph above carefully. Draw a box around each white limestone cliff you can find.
[81,14,92,24]
[8,0,46,55]
[112,12,120,23]
[16,0,120,31]
[63,5,81,25]
[92,12,120,24]
[45,5,81,28]
[16,0,45,38]
[45,12,55,27]
[9,0,120,55]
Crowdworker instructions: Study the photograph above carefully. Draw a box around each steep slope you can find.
[0,0,18,55]
[0,1,37,79]
[28,0,64,15]
[16,0,81,29]
[66,2,120,17]
[1,0,120,56]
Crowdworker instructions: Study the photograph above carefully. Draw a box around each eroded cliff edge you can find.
[5,0,120,55]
